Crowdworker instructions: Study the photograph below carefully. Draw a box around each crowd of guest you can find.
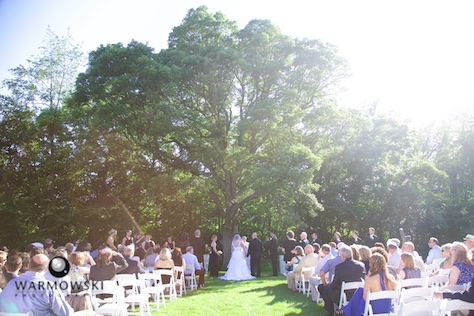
[281,228,474,315]
[0,228,211,314]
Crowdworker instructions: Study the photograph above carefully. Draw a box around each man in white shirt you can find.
[182,246,205,288]
[309,244,334,302]
[387,242,401,269]
[426,237,443,264]
[0,254,74,315]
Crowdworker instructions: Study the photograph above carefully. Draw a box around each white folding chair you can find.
[0,313,34,316]
[439,284,469,292]
[174,266,186,296]
[399,277,428,290]
[440,299,474,316]
[339,280,365,309]
[154,269,177,301]
[364,290,400,316]
[399,287,434,304]
[297,266,314,294]
[113,274,137,281]
[438,268,451,276]
[425,262,441,274]
[398,299,441,315]
[427,275,449,289]
[138,273,166,310]
[90,280,129,316]
[117,277,151,316]
[432,258,445,266]
[184,264,198,291]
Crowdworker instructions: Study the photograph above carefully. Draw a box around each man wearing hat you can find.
[464,234,474,261]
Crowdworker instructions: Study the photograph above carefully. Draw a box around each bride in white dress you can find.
[219,234,255,281]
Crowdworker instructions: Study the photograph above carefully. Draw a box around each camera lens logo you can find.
[48,256,70,278]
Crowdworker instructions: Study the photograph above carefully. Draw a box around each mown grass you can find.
[152,261,326,316]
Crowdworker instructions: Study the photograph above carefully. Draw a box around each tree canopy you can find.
[1,7,473,261]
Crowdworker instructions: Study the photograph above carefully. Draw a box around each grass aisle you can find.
[154,270,326,315]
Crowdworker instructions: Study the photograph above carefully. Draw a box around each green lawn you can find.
[152,261,326,316]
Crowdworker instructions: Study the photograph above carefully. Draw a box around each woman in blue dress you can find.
[337,253,398,316]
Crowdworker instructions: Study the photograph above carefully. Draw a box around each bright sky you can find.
[1,0,474,126]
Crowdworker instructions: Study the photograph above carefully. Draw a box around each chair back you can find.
[399,277,427,290]
[339,280,365,308]
[440,299,474,316]
[113,273,137,281]
[427,274,449,288]
[398,299,441,316]
[363,290,400,316]
[399,287,434,304]
[425,261,441,274]
[438,268,451,276]
[438,284,468,292]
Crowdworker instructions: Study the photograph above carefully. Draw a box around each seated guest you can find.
[89,248,128,281]
[172,247,186,268]
[318,245,366,316]
[359,246,372,274]
[172,247,186,279]
[426,237,443,264]
[3,254,22,283]
[154,248,175,285]
[329,242,338,257]
[448,241,474,286]
[309,244,334,302]
[182,246,205,289]
[319,247,344,286]
[68,251,90,281]
[439,243,453,269]
[285,246,304,273]
[18,252,30,275]
[435,275,474,315]
[287,244,319,292]
[118,245,146,276]
[143,245,159,269]
[400,241,425,272]
[398,252,421,280]
[351,245,361,261]
[45,248,71,296]
[0,250,7,270]
[371,246,398,280]
[387,242,401,270]
[339,253,398,316]
[0,254,74,314]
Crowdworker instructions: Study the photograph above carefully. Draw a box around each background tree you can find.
[0,28,85,247]
[70,6,349,264]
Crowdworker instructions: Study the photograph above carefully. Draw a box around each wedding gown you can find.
[219,235,255,281]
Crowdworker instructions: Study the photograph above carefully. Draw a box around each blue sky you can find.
[1,0,473,126]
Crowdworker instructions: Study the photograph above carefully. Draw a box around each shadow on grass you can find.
[205,274,325,315]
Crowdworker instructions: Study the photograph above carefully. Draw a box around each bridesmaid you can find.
[209,235,221,276]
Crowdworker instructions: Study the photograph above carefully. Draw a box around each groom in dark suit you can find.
[247,232,263,277]
[269,230,279,276]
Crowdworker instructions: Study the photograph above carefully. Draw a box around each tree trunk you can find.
[220,216,240,269]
